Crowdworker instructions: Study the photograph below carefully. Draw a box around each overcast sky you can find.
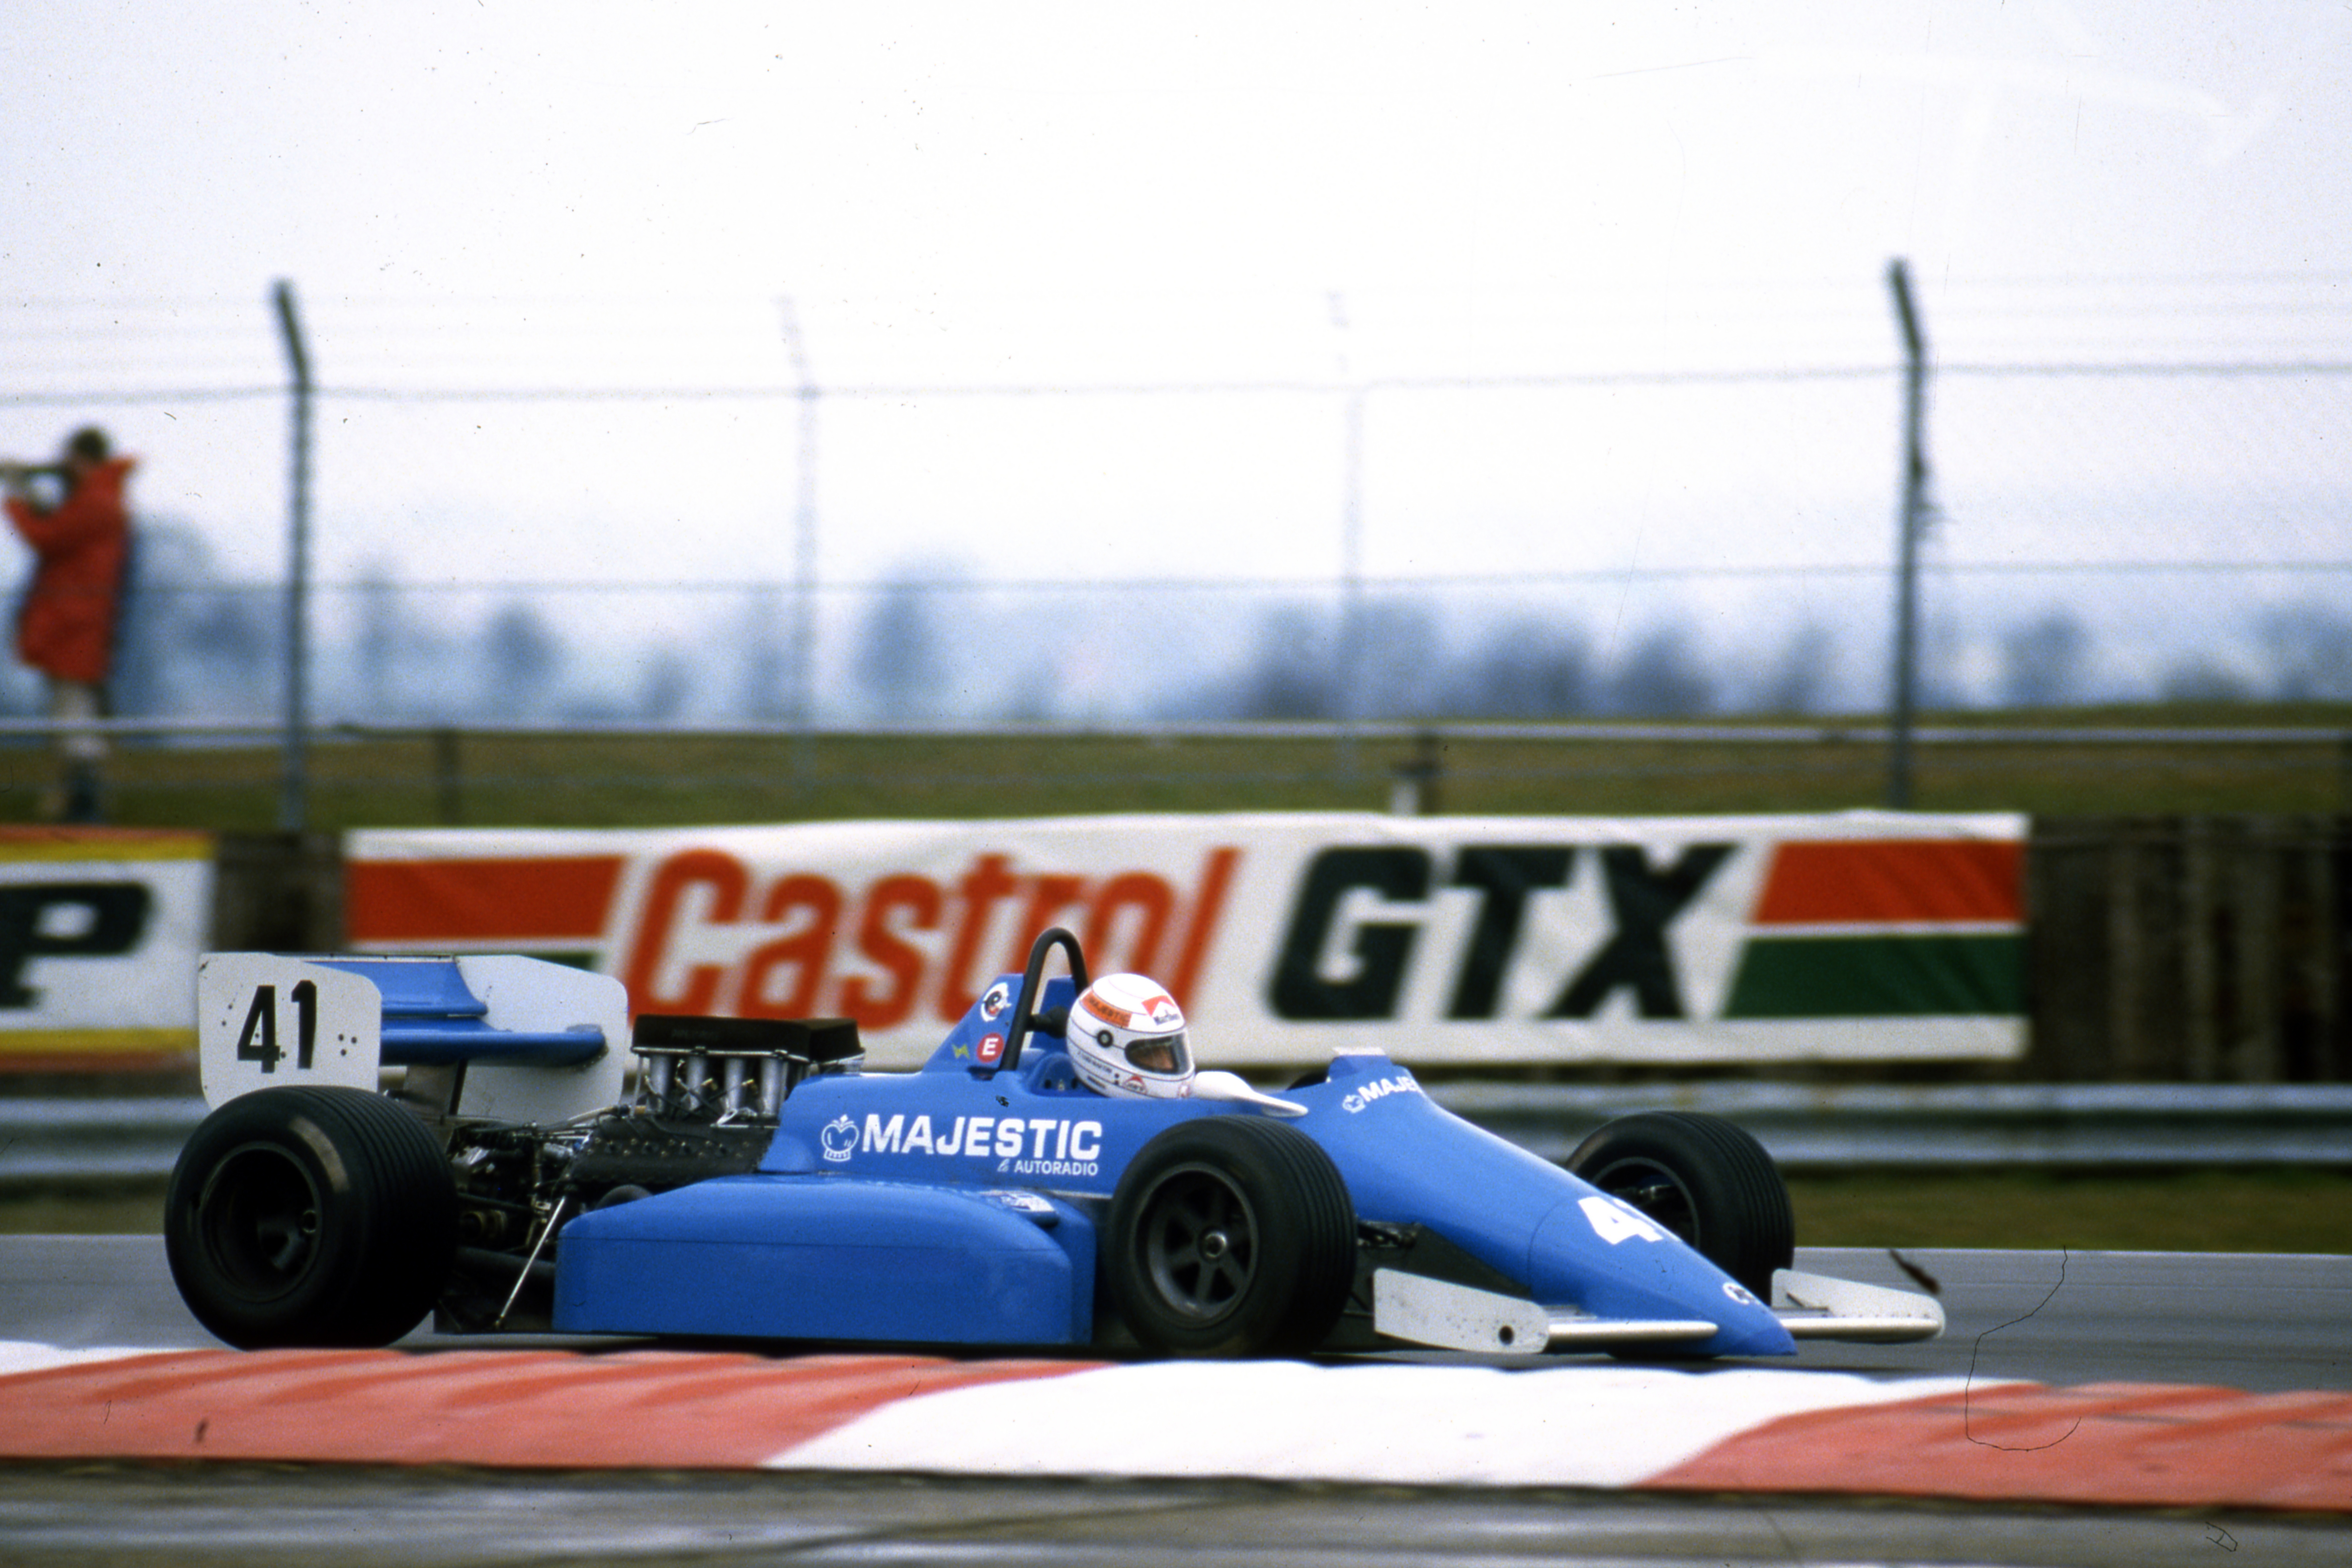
[6,2,2350,709]
[14,3,2348,310]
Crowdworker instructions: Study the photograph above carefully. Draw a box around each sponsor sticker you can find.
[820,1114,859,1163]
[1340,1071,1420,1114]
[849,1112,1107,1178]
[980,982,1012,1022]
[976,1032,1005,1065]
[1081,992,1133,1028]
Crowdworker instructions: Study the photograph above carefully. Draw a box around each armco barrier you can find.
[1430,1080,2352,1167]
[0,1097,201,1181]
[6,1083,2351,1183]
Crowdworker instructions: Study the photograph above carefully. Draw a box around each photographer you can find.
[3,427,134,822]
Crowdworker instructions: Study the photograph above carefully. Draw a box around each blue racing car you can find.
[166,930,1941,1357]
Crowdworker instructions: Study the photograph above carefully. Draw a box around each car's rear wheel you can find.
[1106,1116,1355,1357]
[1566,1110,1794,1299]
[165,1086,457,1349]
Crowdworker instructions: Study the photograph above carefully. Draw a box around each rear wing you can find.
[196,953,629,1125]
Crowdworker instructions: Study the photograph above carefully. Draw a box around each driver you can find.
[1063,973,1194,1100]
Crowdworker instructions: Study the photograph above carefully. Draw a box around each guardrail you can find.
[0,1099,205,1182]
[1430,1081,2352,1167]
[5,1083,2350,1182]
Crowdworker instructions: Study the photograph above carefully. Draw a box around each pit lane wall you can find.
[340,812,2026,1069]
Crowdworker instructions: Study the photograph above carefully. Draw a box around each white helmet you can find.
[1064,973,1193,1100]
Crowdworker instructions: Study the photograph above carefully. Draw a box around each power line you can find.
[14,359,2352,407]
[0,386,278,407]
[130,560,2352,597]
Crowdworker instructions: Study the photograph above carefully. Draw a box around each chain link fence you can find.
[5,285,2348,817]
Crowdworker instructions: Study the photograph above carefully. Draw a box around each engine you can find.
[624,1013,865,1123]
[437,1012,864,1332]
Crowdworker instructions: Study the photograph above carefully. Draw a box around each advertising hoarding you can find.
[346,812,2025,1068]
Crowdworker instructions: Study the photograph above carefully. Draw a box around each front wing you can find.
[1371,1267,1944,1356]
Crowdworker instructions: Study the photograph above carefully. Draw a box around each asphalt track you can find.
[10,1239,2345,1391]
[0,1240,2345,1565]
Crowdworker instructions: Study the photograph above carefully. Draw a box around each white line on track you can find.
[772,1360,2006,1486]
[0,1342,173,1378]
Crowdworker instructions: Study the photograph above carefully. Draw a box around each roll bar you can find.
[999,926,1090,1072]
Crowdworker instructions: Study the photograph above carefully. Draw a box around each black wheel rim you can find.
[1587,1156,1700,1248]
[1138,1165,1257,1324]
[199,1142,324,1301]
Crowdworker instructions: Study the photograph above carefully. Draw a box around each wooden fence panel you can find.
[2028,816,2347,1082]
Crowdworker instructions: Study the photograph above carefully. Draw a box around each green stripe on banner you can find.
[1723,935,2024,1019]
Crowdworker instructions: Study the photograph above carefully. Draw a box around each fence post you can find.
[1336,384,1366,785]
[434,726,463,826]
[779,296,819,784]
[1327,292,1364,786]
[272,281,313,834]
[1885,258,1931,810]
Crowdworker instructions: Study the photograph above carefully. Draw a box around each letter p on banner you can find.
[0,829,213,1064]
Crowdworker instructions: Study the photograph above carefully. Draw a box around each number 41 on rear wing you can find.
[196,952,626,1124]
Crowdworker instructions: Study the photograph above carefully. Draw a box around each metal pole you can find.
[272,280,312,833]
[1885,258,1930,810]
[779,297,818,781]
[1338,385,1365,784]
[1329,291,1362,784]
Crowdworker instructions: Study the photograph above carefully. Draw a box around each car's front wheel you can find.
[165,1085,457,1349]
[1566,1110,1794,1299]
[1106,1116,1355,1357]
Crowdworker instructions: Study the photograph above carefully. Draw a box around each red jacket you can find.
[7,456,133,685]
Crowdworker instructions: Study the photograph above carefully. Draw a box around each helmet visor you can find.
[1124,1031,1189,1076]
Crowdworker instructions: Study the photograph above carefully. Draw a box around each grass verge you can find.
[24,701,2352,829]
[1789,1167,2351,1254]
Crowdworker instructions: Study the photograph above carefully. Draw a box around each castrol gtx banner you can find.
[344,812,2026,1068]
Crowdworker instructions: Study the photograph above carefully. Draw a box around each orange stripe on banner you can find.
[0,1348,1099,1469]
[1649,1381,2352,1511]
[1752,840,2021,925]
[346,856,627,944]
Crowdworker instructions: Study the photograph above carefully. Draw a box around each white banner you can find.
[346,811,2027,1069]
[0,829,215,1060]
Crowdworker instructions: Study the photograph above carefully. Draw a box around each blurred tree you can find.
[1750,621,1838,715]
[1348,597,1444,719]
[346,559,448,722]
[851,569,948,723]
[1230,604,1334,720]
[634,647,694,722]
[479,601,567,721]
[1447,616,1595,717]
[734,586,791,723]
[2257,602,2352,701]
[1998,610,2094,708]
[2160,657,2257,703]
[1603,623,1715,716]
[108,520,273,719]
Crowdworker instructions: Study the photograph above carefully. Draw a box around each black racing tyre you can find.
[1565,1111,1794,1299]
[1106,1116,1356,1358]
[164,1086,458,1349]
